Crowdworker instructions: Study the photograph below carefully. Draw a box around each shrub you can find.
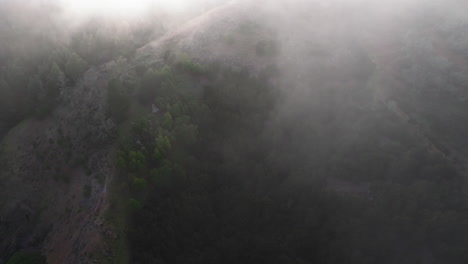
[128,198,143,210]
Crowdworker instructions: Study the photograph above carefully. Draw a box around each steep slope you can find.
[1,1,467,263]
[0,2,271,263]
[0,60,117,263]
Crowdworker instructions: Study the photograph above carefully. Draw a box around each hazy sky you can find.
[57,0,229,18]
[60,0,188,15]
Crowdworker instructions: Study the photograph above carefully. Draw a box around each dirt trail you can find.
[50,159,115,264]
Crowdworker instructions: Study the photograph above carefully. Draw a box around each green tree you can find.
[168,102,184,117]
[179,58,205,75]
[159,65,177,94]
[128,198,143,211]
[131,176,147,192]
[128,151,146,172]
[162,112,173,130]
[116,150,128,169]
[153,147,162,161]
[150,159,173,186]
[155,135,171,154]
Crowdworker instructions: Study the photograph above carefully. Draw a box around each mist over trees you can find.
[0,0,186,134]
[0,0,467,264]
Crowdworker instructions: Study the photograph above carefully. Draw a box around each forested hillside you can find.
[0,1,467,264]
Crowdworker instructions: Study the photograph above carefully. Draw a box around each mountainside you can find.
[1,1,467,264]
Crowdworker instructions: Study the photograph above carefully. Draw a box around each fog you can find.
[0,0,467,263]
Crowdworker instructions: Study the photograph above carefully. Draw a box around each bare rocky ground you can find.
[0,59,118,263]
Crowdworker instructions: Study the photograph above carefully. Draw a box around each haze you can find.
[0,0,467,264]
[60,0,191,16]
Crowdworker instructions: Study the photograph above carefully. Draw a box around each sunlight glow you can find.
[62,0,191,17]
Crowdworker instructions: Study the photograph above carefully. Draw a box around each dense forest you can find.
[116,52,467,264]
[0,1,467,264]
